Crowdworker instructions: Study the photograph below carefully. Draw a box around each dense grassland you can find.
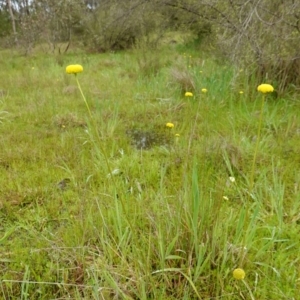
[0,45,299,299]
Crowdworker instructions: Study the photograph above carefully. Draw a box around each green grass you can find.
[0,45,299,299]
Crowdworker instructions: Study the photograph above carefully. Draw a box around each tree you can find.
[208,0,300,93]
[160,0,300,93]
[1,0,299,93]
[6,0,17,44]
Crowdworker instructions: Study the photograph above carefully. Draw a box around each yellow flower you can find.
[223,196,229,201]
[239,91,244,94]
[66,64,83,75]
[166,122,174,128]
[233,268,246,280]
[201,88,208,93]
[175,133,180,137]
[257,84,274,93]
[185,92,193,97]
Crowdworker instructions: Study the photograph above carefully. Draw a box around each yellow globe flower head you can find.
[233,268,246,280]
[185,92,193,97]
[201,88,208,93]
[166,122,174,128]
[66,64,83,75]
[257,84,274,94]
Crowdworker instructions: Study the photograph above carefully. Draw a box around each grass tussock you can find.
[170,66,195,94]
[0,46,299,299]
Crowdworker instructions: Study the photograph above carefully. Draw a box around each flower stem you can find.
[249,94,265,191]
[75,76,93,119]
[75,75,134,230]
[239,94,265,267]
[242,279,256,300]
[75,76,114,184]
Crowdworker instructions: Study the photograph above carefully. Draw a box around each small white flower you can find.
[107,168,121,178]
[229,176,236,183]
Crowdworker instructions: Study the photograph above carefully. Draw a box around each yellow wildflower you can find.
[233,268,246,280]
[175,133,180,137]
[257,84,274,93]
[223,196,229,201]
[239,91,244,94]
[185,92,193,97]
[66,64,83,75]
[201,88,208,93]
[166,123,174,128]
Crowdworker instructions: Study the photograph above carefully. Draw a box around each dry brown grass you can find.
[170,66,195,93]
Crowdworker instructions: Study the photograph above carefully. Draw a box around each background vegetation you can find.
[0,0,299,299]
[1,0,299,95]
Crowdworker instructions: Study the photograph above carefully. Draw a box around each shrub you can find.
[211,0,300,95]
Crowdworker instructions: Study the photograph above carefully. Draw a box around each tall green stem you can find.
[249,94,265,191]
[75,76,112,177]
[76,76,93,120]
[239,94,265,267]
[75,75,134,230]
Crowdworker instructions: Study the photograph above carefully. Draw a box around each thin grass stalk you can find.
[242,279,256,300]
[21,265,30,300]
[74,75,134,231]
[75,76,112,178]
[151,268,202,299]
[249,94,266,191]
[240,93,265,267]
[191,164,200,255]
